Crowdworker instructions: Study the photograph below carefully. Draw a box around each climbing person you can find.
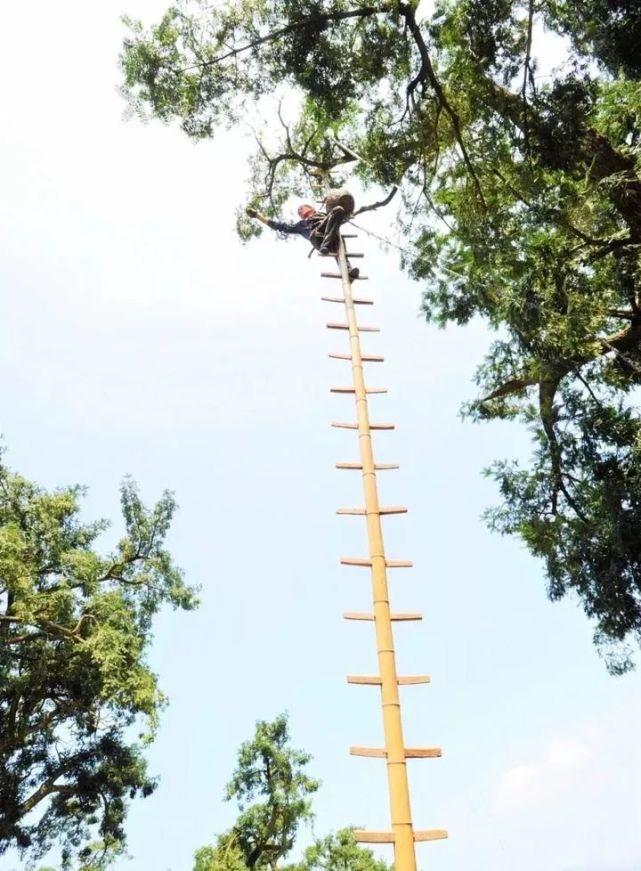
[245,191,359,279]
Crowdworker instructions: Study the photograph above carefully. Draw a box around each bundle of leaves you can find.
[193,714,390,871]
[0,463,197,867]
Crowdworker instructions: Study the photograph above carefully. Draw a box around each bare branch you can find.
[353,186,398,216]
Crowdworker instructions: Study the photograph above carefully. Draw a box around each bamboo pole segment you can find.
[334,239,420,871]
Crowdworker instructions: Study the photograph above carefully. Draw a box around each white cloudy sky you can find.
[0,3,639,871]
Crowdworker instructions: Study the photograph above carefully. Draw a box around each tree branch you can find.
[399,2,487,209]
[176,7,383,75]
[353,186,398,216]
[521,0,535,157]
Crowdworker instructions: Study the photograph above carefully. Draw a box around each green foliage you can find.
[121,1,641,670]
[288,829,391,871]
[223,714,319,870]
[193,835,249,871]
[0,461,197,866]
[193,717,389,871]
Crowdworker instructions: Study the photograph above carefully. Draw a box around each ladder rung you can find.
[326,323,380,332]
[340,558,413,568]
[353,831,394,844]
[330,387,388,394]
[321,272,369,280]
[414,830,448,842]
[328,353,385,362]
[354,830,447,844]
[405,747,443,758]
[336,506,407,515]
[331,422,395,430]
[349,747,442,758]
[322,252,364,258]
[336,462,399,470]
[343,612,423,621]
[341,233,358,238]
[347,675,430,685]
[321,296,374,305]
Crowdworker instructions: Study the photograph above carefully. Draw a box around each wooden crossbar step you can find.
[350,746,442,758]
[337,506,408,515]
[321,296,373,305]
[321,272,369,280]
[326,322,379,332]
[353,830,448,844]
[347,675,430,685]
[331,387,387,394]
[332,422,395,431]
[341,233,358,238]
[340,557,412,568]
[336,462,399,470]
[343,612,422,621]
[321,252,364,258]
[415,830,449,842]
[328,353,384,362]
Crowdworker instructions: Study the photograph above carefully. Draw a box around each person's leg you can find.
[319,205,346,254]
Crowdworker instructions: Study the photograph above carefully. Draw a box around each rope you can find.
[347,219,467,280]
[347,219,411,255]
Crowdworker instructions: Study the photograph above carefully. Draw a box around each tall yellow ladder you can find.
[321,233,447,871]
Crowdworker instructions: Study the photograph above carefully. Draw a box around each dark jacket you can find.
[267,215,326,246]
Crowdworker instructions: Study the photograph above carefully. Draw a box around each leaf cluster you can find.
[0,463,197,866]
[193,716,389,871]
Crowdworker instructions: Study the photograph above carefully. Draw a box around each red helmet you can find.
[298,204,315,219]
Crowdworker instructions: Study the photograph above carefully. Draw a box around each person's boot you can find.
[349,266,360,280]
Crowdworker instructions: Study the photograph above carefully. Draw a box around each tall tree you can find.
[121,0,641,673]
[222,714,319,871]
[0,461,198,868]
[193,715,389,871]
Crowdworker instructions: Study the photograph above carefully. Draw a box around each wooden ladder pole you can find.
[336,240,418,871]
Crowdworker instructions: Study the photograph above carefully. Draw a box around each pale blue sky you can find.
[0,3,639,871]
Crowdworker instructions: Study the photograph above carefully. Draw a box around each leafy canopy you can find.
[121,1,641,672]
[192,714,389,871]
[0,461,197,868]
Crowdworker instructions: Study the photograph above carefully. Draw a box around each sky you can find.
[0,2,640,871]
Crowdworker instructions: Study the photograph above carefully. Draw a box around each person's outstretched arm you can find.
[246,208,298,234]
